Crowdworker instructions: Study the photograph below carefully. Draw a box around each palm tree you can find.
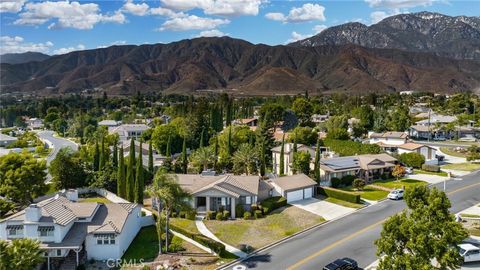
[190,147,215,172]
[148,172,191,253]
[232,143,258,175]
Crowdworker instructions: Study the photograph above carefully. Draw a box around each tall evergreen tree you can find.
[126,138,135,201]
[93,140,100,171]
[260,140,266,176]
[225,99,232,126]
[166,135,171,157]
[314,138,321,182]
[99,136,106,169]
[279,134,285,176]
[199,128,205,148]
[112,141,118,168]
[292,137,298,174]
[227,125,232,156]
[135,140,144,204]
[148,142,154,174]
[117,146,126,198]
[181,137,188,174]
[214,136,219,167]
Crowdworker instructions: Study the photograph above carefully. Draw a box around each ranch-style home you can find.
[0,190,144,270]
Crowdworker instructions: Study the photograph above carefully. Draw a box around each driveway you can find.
[290,198,357,220]
[435,146,467,164]
[407,173,449,185]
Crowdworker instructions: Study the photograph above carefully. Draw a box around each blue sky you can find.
[1,0,478,55]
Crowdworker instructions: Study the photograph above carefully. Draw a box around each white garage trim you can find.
[304,187,313,199]
[286,189,304,203]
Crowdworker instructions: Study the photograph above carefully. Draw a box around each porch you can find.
[194,196,237,218]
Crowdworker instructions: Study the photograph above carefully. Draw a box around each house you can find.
[272,143,337,175]
[109,124,149,141]
[0,133,17,147]
[120,140,166,168]
[268,174,317,203]
[368,132,408,145]
[408,125,435,140]
[396,143,437,160]
[319,154,397,186]
[415,113,457,126]
[233,118,258,127]
[0,190,143,269]
[25,118,44,130]
[174,174,269,218]
[311,114,329,124]
[98,120,121,128]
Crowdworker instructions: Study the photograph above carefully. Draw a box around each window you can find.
[38,226,54,237]
[94,234,116,245]
[246,196,251,204]
[56,250,62,256]
[7,225,23,237]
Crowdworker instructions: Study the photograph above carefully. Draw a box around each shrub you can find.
[422,164,440,172]
[380,173,388,180]
[179,211,187,218]
[331,177,342,188]
[254,210,263,219]
[223,210,230,220]
[215,212,223,221]
[169,222,227,256]
[169,236,185,252]
[399,152,425,168]
[170,212,177,218]
[251,204,258,212]
[352,178,366,190]
[260,196,287,214]
[243,211,252,220]
[186,211,196,220]
[235,204,244,217]
[341,175,355,186]
[206,211,215,220]
[318,187,361,204]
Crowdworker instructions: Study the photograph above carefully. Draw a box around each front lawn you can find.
[439,147,468,158]
[340,186,389,201]
[122,226,159,261]
[442,162,480,171]
[373,179,427,190]
[413,169,448,177]
[324,197,364,209]
[204,206,325,251]
[170,218,200,234]
[79,196,111,204]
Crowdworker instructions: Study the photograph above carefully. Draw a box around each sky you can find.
[0,0,479,55]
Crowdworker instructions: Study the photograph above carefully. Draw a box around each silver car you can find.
[387,189,404,200]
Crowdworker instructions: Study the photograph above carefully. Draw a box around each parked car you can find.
[405,167,413,174]
[387,189,404,200]
[459,136,477,142]
[323,258,358,270]
[459,243,480,262]
[434,136,446,141]
[435,154,445,162]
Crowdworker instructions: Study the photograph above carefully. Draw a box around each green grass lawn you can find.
[413,169,448,177]
[79,196,111,204]
[373,179,428,190]
[170,218,200,234]
[122,226,159,261]
[340,186,389,201]
[439,147,468,158]
[442,162,480,171]
[461,213,480,218]
[324,197,364,209]
[204,206,325,251]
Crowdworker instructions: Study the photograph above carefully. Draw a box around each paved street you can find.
[37,130,78,164]
[225,171,480,270]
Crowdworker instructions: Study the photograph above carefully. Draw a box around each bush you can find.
[380,173,388,180]
[170,212,177,218]
[260,196,287,214]
[179,211,187,218]
[318,187,361,204]
[223,210,230,220]
[169,236,185,252]
[235,204,244,217]
[186,211,196,220]
[331,177,342,188]
[399,152,425,168]
[254,210,263,219]
[422,164,440,172]
[352,178,366,190]
[206,211,215,220]
[243,211,251,220]
[251,204,258,212]
[341,175,355,186]
[215,212,223,221]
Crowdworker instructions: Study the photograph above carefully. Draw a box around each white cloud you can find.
[158,15,229,31]
[285,24,328,44]
[313,24,328,34]
[122,0,149,16]
[14,1,126,30]
[365,0,436,9]
[150,6,183,17]
[0,35,53,54]
[266,3,326,23]
[52,44,86,55]
[96,40,127,48]
[0,0,26,13]
[160,0,262,16]
[196,29,226,37]
[370,9,403,24]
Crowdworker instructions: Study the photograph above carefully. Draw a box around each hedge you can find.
[399,152,425,168]
[341,175,355,186]
[318,186,361,204]
[260,196,287,214]
[421,164,440,172]
[331,177,342,188]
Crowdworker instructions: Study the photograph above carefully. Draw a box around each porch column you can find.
[206,196,210,211]
[231,197,236,218]
[75,250,79,266]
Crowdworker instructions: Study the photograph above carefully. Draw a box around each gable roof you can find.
[320,154,396,172]
[176,174,260,197]
[270,174,317,191]
[0,133,17,141]
[370,132,407,139]
[397,142,434,151]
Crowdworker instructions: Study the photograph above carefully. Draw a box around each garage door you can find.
[287,190,304,203]
[304,187,313,199]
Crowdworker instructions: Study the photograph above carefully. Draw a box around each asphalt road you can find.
[226,171,480,270]
[412,140,473,148]
[37,130,78,164]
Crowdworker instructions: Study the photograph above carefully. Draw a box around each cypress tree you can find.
[126,138,135,202]
[279,134,285,176]
[117,146,126,198]
[214,136,219,168]
[93,140,100,171]
[314,138,321,182]
[199,128,205,148]
[260,140,266,176]
[225,100,232,126]
[99,136,106,169]
[148,142,154,173]
[292,137,298,174]
[112,141,118,168]
[166,135,171,157]
[227,125,232,156]
[181,137,187,174]
[135,140,144,204]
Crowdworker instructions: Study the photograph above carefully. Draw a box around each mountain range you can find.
[0,52,50,64]
[1,11,479,96]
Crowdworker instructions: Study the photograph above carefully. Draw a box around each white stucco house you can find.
[369,131,437,161]
[0,190,144,269]
[25,118,44,130]
[268,174,317,203]
[109,124,149,141]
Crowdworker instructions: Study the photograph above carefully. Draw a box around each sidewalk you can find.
[194,216,247,258]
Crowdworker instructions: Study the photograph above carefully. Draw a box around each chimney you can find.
[25,204,42,222]
[65,189,78,202]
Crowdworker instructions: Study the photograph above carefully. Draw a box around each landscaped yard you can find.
[340,186,389,201]
[439,147,468,158]
[413,169,448,177]
[79,196,111,204]
[204,206,325,251]
[324,197,364,209]
[170,218,200,234]
[442,162,480,171]
[373,178,428,190]
[123,226,160,261]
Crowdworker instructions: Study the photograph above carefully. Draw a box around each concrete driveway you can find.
[407,173,449,185]
[290,198,357,220]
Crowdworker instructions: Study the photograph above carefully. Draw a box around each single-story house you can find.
[109,124,149,141]
[268,174,317,203]
[311,114,329,124]
[98,120,121,128]
[0,190,143,269]
[396,143,437,160]
[25,118,44,130]
[0,133,17,147]
[415,114,457,126]
[319,154,397,186]
[119,140,174,168]
[233,118,258,127]
[368,132,408,146]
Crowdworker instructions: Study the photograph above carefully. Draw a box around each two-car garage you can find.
[270,174,317,203]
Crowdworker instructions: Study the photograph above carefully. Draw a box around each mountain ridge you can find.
[0,52,50,64]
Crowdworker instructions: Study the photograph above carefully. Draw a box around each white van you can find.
[459,243,480,262]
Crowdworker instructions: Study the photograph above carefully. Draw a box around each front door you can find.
[197,197,206,207]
